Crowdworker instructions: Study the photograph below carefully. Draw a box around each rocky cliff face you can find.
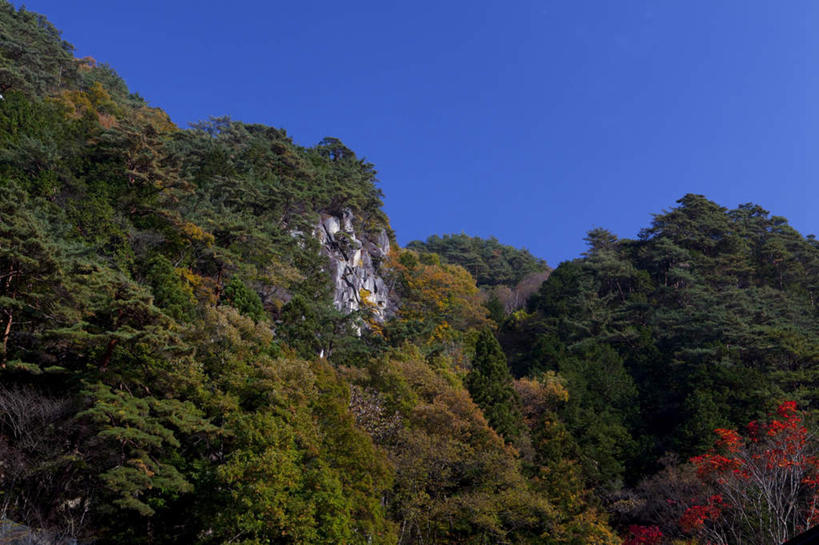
[316,210,394,322]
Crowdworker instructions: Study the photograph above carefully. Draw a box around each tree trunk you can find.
[99,308,125,371]
[1,309,12,364]
[99,337,119,371]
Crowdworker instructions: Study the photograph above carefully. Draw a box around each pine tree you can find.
[0,182,64,366]
[222,276,265,321]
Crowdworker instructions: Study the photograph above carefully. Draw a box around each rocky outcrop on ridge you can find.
[316,210,394,322]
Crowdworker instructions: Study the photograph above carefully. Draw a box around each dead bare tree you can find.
[0,385,87,543]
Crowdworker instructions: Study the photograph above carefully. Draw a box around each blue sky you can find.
[18,1,819,265]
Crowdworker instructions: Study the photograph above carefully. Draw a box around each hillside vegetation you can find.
[407,234,551,322]
[0,4,614,544]
[407,233,549,288]
[3,4,819,545]
[500,196,819,542]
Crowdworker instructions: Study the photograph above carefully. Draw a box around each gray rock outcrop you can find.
[316,209,393,322]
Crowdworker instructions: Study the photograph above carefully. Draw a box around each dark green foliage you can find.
[0,181,62,363]
[556,343,637,488]
[466,329,524,441]
[407,233,548,287]
[485,292,506,323]
[222,276,265,321]
[0,3,77,95]
[77,383,205,517]
[277,294,378,366]
[181,117,387,233]
[503,193,819,486]
[144,255,195,320]
[277,294,329,357]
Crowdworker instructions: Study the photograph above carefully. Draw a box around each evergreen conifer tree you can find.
[466,328,523,441]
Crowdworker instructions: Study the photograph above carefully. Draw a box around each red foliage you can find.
[690,452,745,477]
[679,495,723,532]
[624,525,664,545]
[690,401,812,478]
[778,401,799,419]
[714,428,742,452]
[679,401,819,545]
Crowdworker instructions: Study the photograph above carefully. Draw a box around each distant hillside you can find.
[407,233,549,287]
[407,234,551,320]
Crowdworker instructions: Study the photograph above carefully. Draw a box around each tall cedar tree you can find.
[466,329,524,441]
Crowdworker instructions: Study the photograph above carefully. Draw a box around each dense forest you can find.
[2,4,819,545]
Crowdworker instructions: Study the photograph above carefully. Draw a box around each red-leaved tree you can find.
[680,401,819,545]
[623,524,664,545]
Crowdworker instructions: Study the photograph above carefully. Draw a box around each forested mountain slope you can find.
[4,4,819,545]
[0,4,615,544]
[498,195,819,542]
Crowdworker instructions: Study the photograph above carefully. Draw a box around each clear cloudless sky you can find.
[15,0,819,265]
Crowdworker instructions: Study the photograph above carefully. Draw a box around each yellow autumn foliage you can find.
[180,221,215,246]
[386,249,490,345]
[55,81,120,127]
